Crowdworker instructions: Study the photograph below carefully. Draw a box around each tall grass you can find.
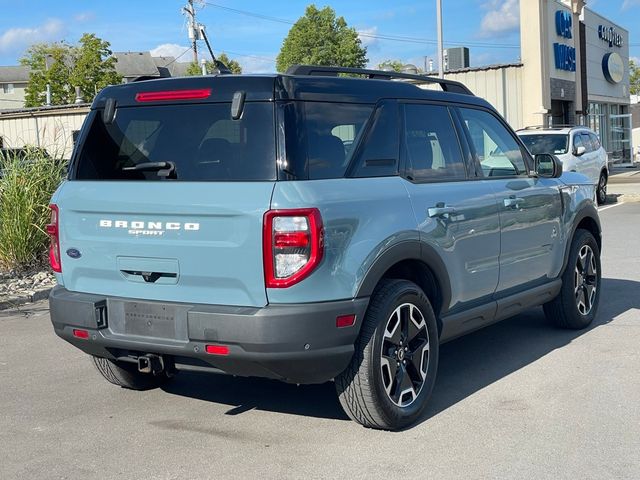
[0,147,67,272]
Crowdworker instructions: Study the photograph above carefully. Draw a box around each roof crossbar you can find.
[285,64,474,96]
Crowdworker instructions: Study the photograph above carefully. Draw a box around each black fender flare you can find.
[561,203,602,275]
[355,240,452,316]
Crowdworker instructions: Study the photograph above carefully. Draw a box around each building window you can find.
[1,83,15,94]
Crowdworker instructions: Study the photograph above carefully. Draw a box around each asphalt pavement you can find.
[1,202,639,480]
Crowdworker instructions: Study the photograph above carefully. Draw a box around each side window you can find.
[581,133,594,152]
[301,102,373,179]
[589,133,601,150]
[573,133,584,152]
[402,104,466,181]
[458,107,527,177]
[351,101,399,178]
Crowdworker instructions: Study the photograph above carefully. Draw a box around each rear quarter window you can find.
[284,102,374,180]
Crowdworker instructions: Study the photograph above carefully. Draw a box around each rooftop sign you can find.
[598,25,623,48]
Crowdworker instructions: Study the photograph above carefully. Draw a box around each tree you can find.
[21,43,72,107]
[69,34,121,102]
[276,4,367,73]
[21,34,121,107]
[377,60,405,72]
[185,52,242,76]
[630,60,640,96]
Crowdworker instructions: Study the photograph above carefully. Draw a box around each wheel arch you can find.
[355,241,452,333]
[561,205,602,275]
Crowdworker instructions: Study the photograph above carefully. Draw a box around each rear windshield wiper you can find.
[122,161,177,178]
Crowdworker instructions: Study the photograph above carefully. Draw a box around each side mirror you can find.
[534,153,563,178]
[575,145,586,156]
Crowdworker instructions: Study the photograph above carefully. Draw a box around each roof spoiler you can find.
[285,64,474,96]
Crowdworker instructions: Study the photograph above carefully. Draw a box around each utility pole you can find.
[437,0,444,79]
[185,0,198,64]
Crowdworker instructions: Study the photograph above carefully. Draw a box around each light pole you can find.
[437,0,444,78]
[44,54,53,106]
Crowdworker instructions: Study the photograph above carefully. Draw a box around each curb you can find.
[0,286,53,311]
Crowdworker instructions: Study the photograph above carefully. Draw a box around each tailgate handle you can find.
[121,270,177,284]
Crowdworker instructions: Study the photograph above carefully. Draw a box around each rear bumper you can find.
[49,286,368,384]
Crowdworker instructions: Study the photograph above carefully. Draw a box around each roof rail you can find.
[285,64,474,96]
[517,124,585,131]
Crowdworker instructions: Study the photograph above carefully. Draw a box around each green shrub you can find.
[0,147,67,272]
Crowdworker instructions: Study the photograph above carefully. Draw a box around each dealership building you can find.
[440,0,632,165]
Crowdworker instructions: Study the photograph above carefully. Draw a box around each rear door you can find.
[456,106,564,294]
[401,102,501,312]
[58,101,277,307]
[580,132,599,182]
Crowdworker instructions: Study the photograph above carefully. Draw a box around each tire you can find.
[543,229,601,329]
[92,356,172,390]
[597,172,607,205]
[335,279,439,430]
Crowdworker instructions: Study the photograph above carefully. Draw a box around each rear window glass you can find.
[519,134,569,155]
[285,102,373,179]
[74,102,276,181]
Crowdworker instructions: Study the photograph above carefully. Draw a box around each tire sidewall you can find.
[597,173,607,205]
[368,282,439,428]
[562,231,602,325]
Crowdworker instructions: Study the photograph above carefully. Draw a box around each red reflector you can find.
[205,344,230,355]
[274,231,310,248]
[135,88,211,102]
[45,224,57,235]
[73,329,89,339]
[336,314,356,328]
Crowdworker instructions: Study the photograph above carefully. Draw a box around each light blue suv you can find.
[47,65,602,430]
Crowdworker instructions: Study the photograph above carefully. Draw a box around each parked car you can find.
[517,126,609,204]
[47,66,602,430]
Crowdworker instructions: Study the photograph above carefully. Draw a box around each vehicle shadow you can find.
[161,277,639,427]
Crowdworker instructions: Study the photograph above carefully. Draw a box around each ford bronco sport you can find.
[48,65,601,430]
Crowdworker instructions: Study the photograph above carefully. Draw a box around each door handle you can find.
[428,204,456,218]
[503,196,525,209]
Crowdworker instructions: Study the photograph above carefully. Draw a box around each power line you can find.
[202,2,520,49]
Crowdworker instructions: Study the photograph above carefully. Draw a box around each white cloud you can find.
[478,0,520,38]
[150,43,191,59]
[0,19,66,54]
[358,27,379,49]
[74,12,95,23]
[234,55,275,74]
[622,0,640,9]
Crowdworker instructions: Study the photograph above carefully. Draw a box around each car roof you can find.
[517,126,595,135]
[92,72,494,110]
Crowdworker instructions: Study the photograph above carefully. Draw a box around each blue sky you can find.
[0,0,638,71]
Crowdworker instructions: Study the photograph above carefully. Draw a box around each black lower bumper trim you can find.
[49,286,369,384]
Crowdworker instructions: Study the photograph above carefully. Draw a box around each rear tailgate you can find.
[56,83,278,307]
[56,181,274,307]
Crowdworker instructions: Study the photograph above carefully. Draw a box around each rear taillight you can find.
[263,208,324,288]
[46,204,61,273]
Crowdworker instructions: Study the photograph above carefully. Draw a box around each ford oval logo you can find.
[66,248,82,259]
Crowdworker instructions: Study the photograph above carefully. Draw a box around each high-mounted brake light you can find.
[47,204,61,273]
[263,208,324,288]
[135,88,211,102]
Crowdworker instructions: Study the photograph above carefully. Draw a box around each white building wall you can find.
[0,82,27,111]
[442,66,524,129]
[0,107,89,158]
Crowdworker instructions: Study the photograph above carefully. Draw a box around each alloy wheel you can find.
[380,303,430,407]
[574,245,597,315]
[598,175,607,204]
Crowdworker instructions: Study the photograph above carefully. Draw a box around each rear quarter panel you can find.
[268,177,417,303]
